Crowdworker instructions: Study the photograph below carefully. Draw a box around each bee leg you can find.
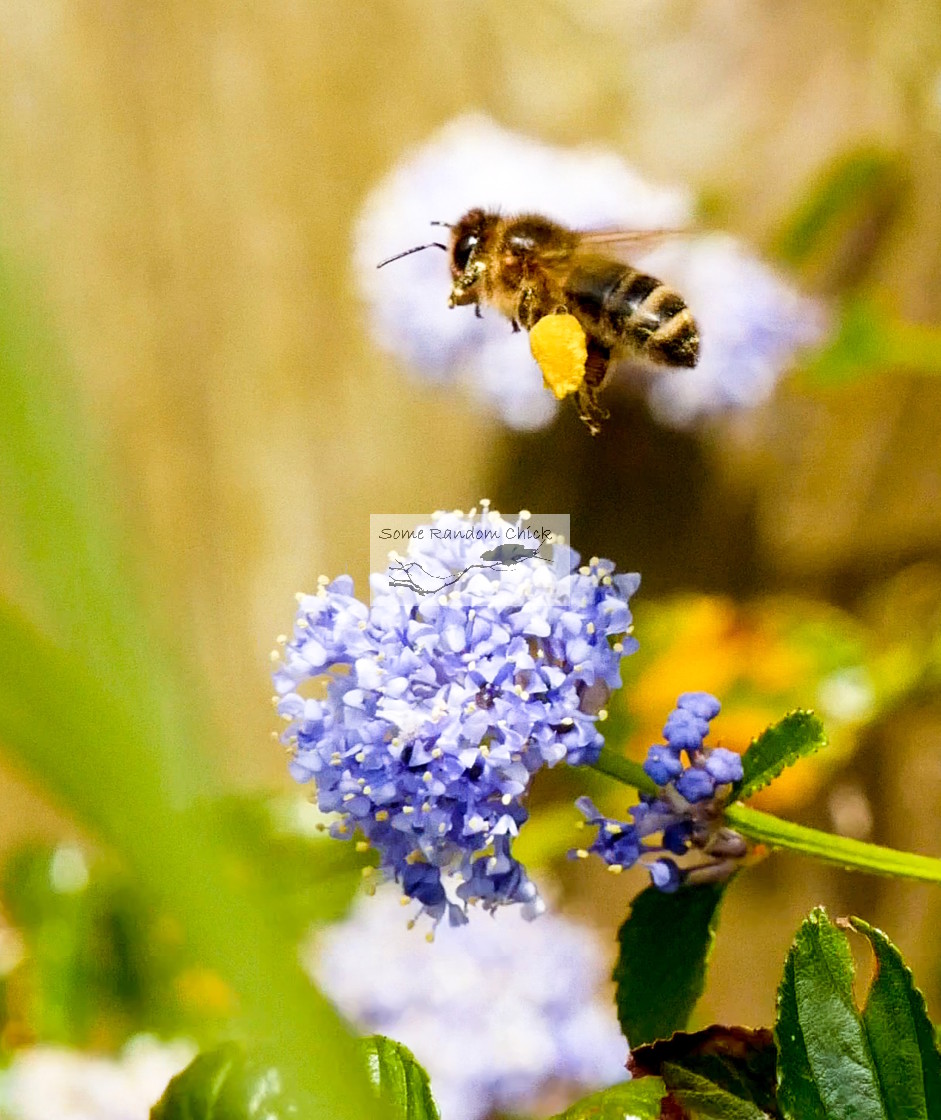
[510,319,520,333]
[516,285,547,331]
[575,342,611,436]
[474,304,483,319]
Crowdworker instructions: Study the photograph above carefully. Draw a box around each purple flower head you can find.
[311,886,629,1120]
[574,692,745,891]
[274,505,640,923]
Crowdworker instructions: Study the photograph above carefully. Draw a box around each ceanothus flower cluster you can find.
[575,692,745,892]
[273,506,639,924]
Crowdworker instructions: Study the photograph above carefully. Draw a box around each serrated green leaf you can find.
[851,918,941,1120]
[662,1063,771,1119]
[776,948,827,1120]
[550,1077,665,1120]
[735,712,827,803]
[777,908,910,1120]
[614,883,727,1047]
[150,1043,307,1119]
[363,1036,440,1120]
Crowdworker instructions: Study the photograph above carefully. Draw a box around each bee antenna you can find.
[430,220,452,229]
[376,242,449,268]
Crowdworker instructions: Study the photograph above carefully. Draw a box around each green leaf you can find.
[776,907,940,1120]
[773,148,905,288]
[735,711,827,802]
[550,1078,666,1120]
[614,882,728,1046]
[851,918,941,1120]
[151,1039,441,1120]
[0,242,384,1118]
[363,1036,440,1120]
[802,298,941,387]
[150,1043,308,1119]
[662,1063,770,1119]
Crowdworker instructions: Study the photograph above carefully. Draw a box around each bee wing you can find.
[572,228,691,256]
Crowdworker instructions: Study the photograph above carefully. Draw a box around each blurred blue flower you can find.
[356,113,826,429]
[575,692,744,891]
[274,505,639,923]
[311,886,629,1120]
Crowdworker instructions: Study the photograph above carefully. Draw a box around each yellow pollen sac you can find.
[529,312,588,400]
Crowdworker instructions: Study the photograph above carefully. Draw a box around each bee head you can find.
[447,209,497,306]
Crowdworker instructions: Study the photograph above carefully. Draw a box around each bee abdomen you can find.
[565,261,699,368]
[605,270,699,368]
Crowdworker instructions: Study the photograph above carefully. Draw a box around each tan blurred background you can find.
[1,0,941,1031]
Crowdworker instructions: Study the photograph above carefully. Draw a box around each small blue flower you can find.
[274,505,640,923]
[574,693,745,890]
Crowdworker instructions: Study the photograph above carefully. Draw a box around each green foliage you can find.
[0,244,382,1117]
[774,148,905,289]
[614,882,728,1047]
[775,908,941,1120]
[548,1078,665,1120]
[735,711,828,802]
[150,1037,440,1120]
[362,1036,441,1120]
[660,1064,770,1119]
[803,298,941,387]
[150,1042,307,1120]
[630,1027,777,1116]
[0,805,362,1051]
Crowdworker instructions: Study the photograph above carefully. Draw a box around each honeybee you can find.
[378,208,699,434]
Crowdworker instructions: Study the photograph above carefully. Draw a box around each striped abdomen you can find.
[564,257,699,367]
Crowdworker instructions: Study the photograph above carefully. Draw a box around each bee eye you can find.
[452,233,479,272]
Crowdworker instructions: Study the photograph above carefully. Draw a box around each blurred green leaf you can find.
[0,248,385,1119]
[802,297,941,387]
[614,883,727,1047]
[362,1036,440,1120]
[735,711,827,802]
[548,1078,665,1120]
[774,148,905,291]
[151,1037,440,1120]
[151,1042,307,1119]
[776,908,940,1120]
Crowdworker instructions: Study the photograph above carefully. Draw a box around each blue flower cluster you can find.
[575,692,745,892]
[312,887,629,1120]
[273,506,640,924]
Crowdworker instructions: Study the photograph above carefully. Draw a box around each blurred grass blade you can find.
[0,246,385,1118]
[774,148,906,292]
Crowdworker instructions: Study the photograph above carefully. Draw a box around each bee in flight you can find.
[378,208,699,435]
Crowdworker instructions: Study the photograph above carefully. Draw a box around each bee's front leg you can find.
[516,283,554,331]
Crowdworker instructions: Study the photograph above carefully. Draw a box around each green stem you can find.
[725,803,941,884]
[590,749,941,884]
[593,746,659,797]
